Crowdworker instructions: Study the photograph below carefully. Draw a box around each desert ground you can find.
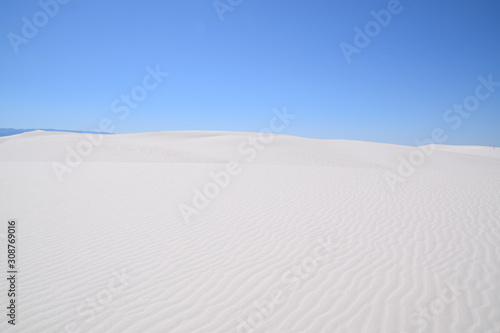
[1,130,499,332]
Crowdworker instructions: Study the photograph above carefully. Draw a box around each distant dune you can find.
[0,130,499,332]
[0,128,113,137]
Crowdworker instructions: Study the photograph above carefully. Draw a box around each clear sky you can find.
[1,0,499,145]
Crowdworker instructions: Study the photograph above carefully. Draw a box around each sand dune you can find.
[0,130,499,332]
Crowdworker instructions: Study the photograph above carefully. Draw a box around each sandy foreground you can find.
[0,130,499,333]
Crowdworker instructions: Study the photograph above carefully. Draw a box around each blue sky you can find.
[1,0,499,145]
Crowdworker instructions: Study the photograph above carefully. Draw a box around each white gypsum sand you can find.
[0,130,499,332]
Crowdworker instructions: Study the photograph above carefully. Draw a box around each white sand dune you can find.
[1,130,499,332]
